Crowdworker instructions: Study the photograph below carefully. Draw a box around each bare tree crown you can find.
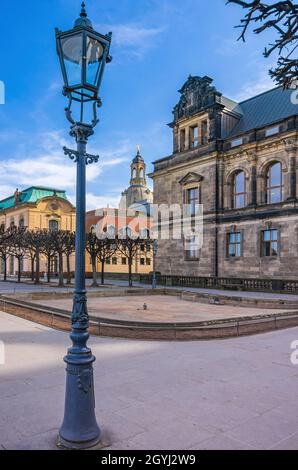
[227,1,298,87]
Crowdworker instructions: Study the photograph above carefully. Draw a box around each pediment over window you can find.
[179,172,204,185]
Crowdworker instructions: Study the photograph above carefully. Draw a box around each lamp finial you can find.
[80,2,87,18]
[137,144,141,155]
[74,1,93,28]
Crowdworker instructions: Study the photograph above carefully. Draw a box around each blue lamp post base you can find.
[58,325,101,449]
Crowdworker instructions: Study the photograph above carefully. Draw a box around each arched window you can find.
[266,162,284,203]
[49,220,59,231]
[232,171,246,208]
[132,168,137,179]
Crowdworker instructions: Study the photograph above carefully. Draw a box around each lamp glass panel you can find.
[61,33,83,86]
[86,36,104,86]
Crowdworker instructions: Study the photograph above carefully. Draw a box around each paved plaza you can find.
[31,294,295,324]
[2,278,298,300]
[0,311,297,450]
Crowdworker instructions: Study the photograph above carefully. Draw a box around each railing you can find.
[139,274,298,293]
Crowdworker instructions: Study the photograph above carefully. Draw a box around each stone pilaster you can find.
[284,139,297,201]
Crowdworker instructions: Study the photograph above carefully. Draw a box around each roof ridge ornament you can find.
[80,1,87,18]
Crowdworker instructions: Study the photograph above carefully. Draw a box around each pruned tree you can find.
[86,230,100,287]
[117,234,142,287]
[7,226,27,283]
[86,231,118,286]
[25,230,44,284]
[51,230,72,287]
[227,1,298,87]
[64,231,75,285]
[0,225,15,281]
[96,236,118,286]
[40,229,56,283]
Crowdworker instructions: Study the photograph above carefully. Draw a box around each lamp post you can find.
[55,2,112,449]
[152,240,158,289]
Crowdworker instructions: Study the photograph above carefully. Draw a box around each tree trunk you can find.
[35,251,40,284]
[31,257,35,281]
[66,253,71,285]
[58,253,64,287]
[3,257,7,282]
[128,258,133,287]
[17,258,21,283]
[101,260,105,285]
[91,255,98,287]
[47,255,51,283]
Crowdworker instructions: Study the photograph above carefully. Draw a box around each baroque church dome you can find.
[119,148,153,210]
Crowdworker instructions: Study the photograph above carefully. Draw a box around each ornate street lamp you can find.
[55,2,112,449]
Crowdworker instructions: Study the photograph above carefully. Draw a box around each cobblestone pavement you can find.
[0,312,297,450]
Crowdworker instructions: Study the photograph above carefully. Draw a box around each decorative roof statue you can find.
[14,188,22,206]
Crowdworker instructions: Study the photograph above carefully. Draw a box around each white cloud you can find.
[229,70,274,102]
[85,192,121,212]
[0,129,133,208]
[96,22,165,58]
[112,24,164,47]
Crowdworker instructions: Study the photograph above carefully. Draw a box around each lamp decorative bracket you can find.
[63,147,100,165]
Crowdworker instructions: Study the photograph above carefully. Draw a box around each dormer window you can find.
[190,125,199,148]
[231,138,243,148]
[265,126,279,137]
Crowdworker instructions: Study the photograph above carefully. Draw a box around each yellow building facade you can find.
[0,187,76,275]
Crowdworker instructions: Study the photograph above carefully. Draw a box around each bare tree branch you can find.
[227,0,298,87]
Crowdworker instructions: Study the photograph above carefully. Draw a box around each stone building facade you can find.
[150,75,298,280]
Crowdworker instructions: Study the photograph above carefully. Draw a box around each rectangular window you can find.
[231,138,243,148]
[121,257,127,265]
[186,187,199,216]
[227,232,241,258]
[201,120,208,145]
[261,229,278,257]
[265,126,279,137]
[106,258,111,264]
[146,258,151,266]
[140,244,145,252]
[185,236,199,260]
[190,125,199,148]
[140,258,145,266]
[180,129,186,152]
[112,257,117,265]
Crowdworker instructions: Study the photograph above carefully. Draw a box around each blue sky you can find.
[0,0,277,210]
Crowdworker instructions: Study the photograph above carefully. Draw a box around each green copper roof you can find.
[0,186,68,212]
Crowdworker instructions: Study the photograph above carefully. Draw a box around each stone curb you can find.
[1,295,298,341]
